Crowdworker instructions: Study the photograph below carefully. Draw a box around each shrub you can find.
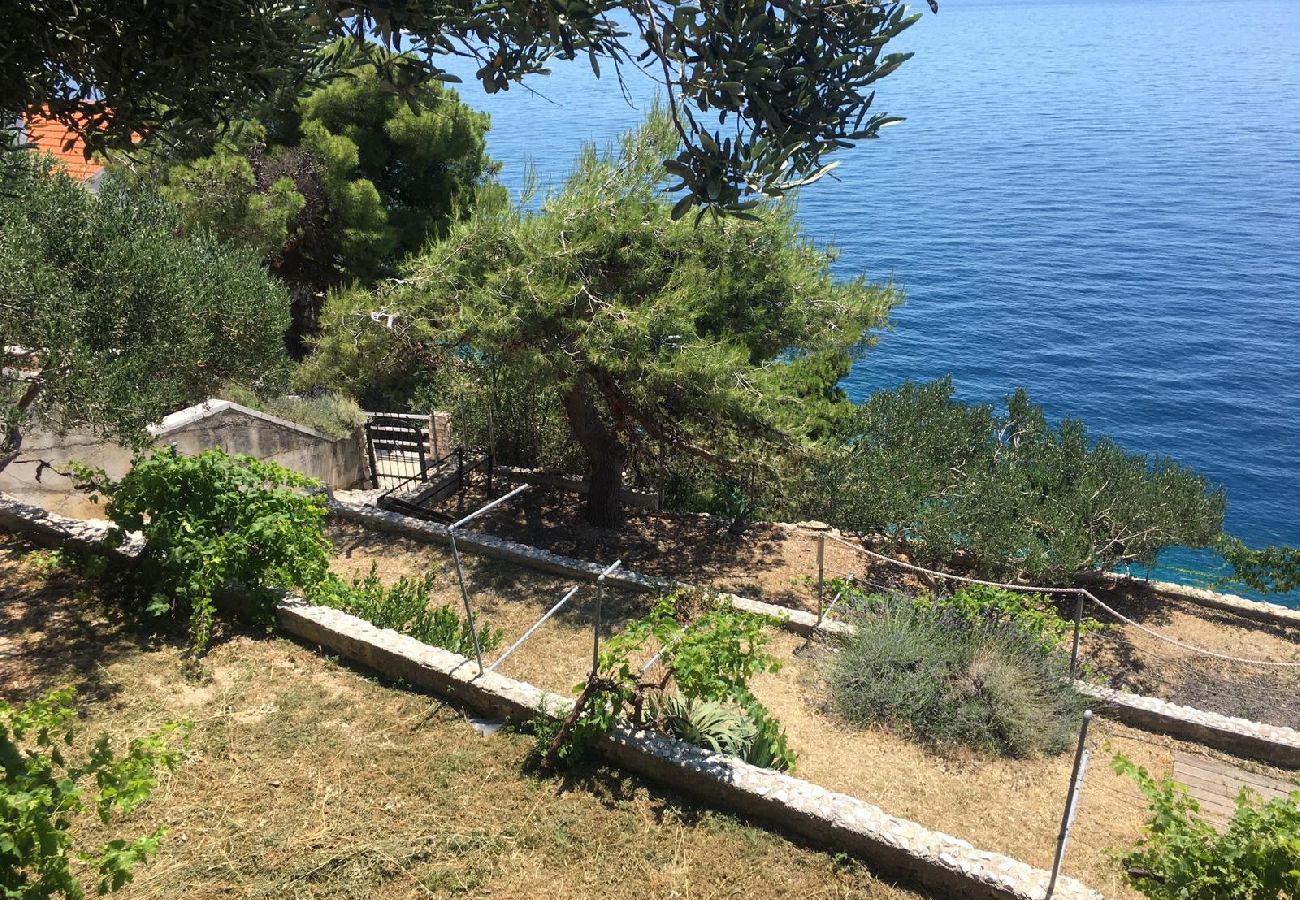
[793,378,1226,584]
[1113,754,1300,899]
[1,688,186,898]
[538,588,795,772]
[310,565,502,658]
[73,448,331,652]
[823,595,1085,757]
[920,584,1102,653]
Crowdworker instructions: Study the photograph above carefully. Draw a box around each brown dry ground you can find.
[0,531,929,900]
[413,485,1300,727]
[326,524,1300,900]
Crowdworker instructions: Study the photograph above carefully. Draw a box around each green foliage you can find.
[4,1,924,213]
[0,1,316,157]
[1112,754,1300,899]
[918,584,1101,654]
[407,356,585,474]
[0,155,290,469]
[1,687,187,898]
[796,377,1226,584]
[305,112,898,526]
[823,594,1086,757]
[538,588,796,772]
[657,694,756,756]
[157,59,499,349]
[217,383,364,440]
[72,449,330,653]
[310,565,502,658]
[1216,535,1300,596]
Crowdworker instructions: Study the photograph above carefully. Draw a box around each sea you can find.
[437,0,1300,603]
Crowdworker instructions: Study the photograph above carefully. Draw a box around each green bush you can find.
[794,378,1225,584]
[1113,754,1300,899]
[919,584,1101,653]
[1216,535,1300,596]
[823,595,1085,757]
[1,688,186,898]
[73,448,331,652]
[310,565,502,658]
[539,588,795,772]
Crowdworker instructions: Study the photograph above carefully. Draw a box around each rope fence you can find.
[821,533,1300,670]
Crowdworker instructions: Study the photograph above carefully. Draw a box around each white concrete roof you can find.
[148,399,331,441]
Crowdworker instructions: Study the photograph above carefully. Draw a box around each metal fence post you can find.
[1045,709,1092,900]
[448,529,484,674]
[364,421,379,488]
[1069,592,1085,680]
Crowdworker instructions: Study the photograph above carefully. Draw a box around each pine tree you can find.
[305,112,898,527]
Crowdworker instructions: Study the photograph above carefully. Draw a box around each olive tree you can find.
[0,155,290,472]
[2,0,930,214]
[793,377,1227,584]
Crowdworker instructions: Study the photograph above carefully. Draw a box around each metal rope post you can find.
[818,531,826,616]
[591,559,623,676]
[798,521,833,619]
[1069,592,1086,679]
[446,484,533,675]
[1045,709,1092,900]
[448,529,484,674]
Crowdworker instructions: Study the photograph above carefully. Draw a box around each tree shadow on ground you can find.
[0,533,166,704]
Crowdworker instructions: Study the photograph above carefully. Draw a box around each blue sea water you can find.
[438,0,1300,603]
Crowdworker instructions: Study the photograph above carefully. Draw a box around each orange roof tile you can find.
[22,108,105,183]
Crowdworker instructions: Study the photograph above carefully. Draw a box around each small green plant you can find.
[823,593,1086,757]
[1112,754,1300,899]
[922,584,1102,653]
[72,448,331,653]
[1,687,188,898]
[535,588,796,772]
[310,565,502,658]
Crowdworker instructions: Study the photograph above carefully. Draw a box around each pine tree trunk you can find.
[561,375,626,529]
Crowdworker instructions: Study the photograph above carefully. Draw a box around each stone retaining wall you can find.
[1074,682,1300,768]
[327,498,855,639]
[1120,577,1300,631]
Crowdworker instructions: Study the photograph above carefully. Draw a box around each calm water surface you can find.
[441,0,1300,602]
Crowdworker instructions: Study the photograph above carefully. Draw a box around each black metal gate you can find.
[364,415,428,489]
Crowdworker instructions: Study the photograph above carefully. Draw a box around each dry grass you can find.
[1,532,927,900]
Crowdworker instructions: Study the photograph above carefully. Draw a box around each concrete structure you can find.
[1,399,367,518]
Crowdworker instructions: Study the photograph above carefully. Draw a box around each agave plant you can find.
[657,693,757,756]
